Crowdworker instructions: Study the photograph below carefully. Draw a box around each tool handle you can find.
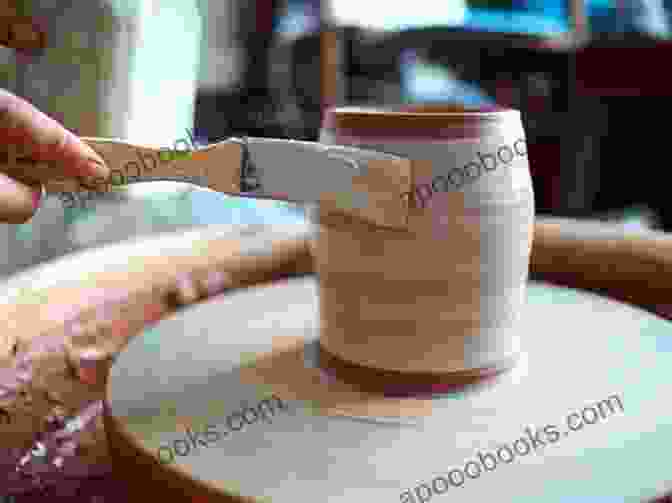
[43,137,244,196]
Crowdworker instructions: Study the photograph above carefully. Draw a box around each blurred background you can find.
[3,0,672,232]
[4,3,672,498]
[196,0,672,232]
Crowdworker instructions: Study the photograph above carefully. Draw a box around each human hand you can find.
[1,2,109,223]
[0,89,110,223]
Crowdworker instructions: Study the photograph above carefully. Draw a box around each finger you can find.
[0,156,54,186]
[0,171,41,224]
[0,90,109,180]
[1,140,76,187]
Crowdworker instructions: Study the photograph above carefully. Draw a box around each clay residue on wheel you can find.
[237,335,440,419]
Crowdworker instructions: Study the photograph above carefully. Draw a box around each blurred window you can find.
[276,0,321,40]
[400,49,496,106]
[330,0,571,36]
[586,0,671,38]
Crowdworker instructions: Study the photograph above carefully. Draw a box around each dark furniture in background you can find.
[194,0,323,144]
[570,40,672,230]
